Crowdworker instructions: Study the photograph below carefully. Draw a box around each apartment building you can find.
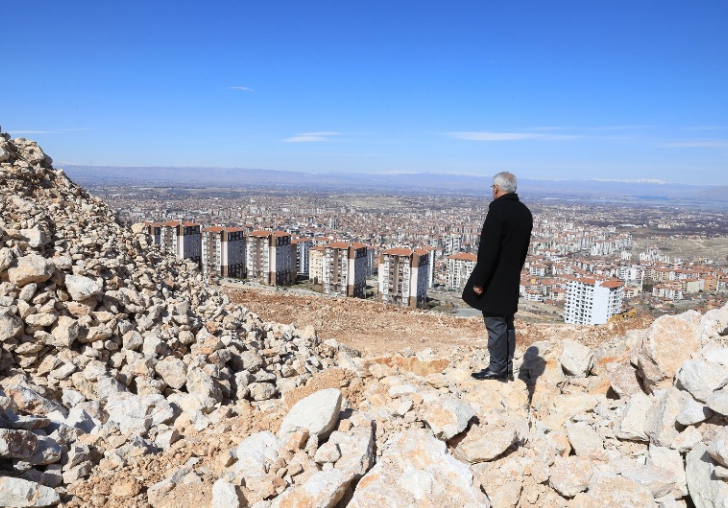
[201,226,246,279]
[653,283,684,302]
[291,237,312,278]
[564,277,624,325]
[446,252,477,290]
[378,248,430,308]
[322,242,368,298]
[152,221,202,264]
[246,230,292,286]
[309,246,325,285]
[143,221,162,246]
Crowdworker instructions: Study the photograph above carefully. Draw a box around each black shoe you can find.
[471,368,508,381]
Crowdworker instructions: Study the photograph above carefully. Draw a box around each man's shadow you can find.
[519,345,545,407]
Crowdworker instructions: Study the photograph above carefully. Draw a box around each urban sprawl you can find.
[97,186,728,325]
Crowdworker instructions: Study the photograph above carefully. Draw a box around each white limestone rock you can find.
[707,428,728,468]
[616,392,653,441]
[647,388,690,447]
[348,429,489,507]
[633,315,700,393]
[677,397,714,426]
[0,477,60,507]
[421,395,476,441]
[621,463,677,499]
[566,421,603,456]
[706,389,728,415]
[560,340,594,378]
[271,469,350,508]
[278,388,342,440]
[570,477,657,508]
[450,413,518,463]
[0,428,39,459]
[186,367,223,413]
[7,255,55,286]
[154,357,187,389]
[0,307,24,342]
[676,359,728,402]
[606,362,643,398]
[648,445,688,497]
[549,456,595,498]
[686,443,728,508]
[212,479,246,508]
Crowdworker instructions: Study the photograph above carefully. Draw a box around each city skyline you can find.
[2,1,727,184]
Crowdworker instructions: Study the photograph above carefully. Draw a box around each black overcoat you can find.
[462,193,533,315]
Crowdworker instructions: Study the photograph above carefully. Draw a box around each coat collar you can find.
[490,192,520,207]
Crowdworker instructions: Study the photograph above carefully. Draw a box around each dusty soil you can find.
[227,286,654,356]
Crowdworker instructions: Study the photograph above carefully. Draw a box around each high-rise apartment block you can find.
[147,221,202,264]
[246,230,292,286]
[564,277,624,325]
[291,237,312,278]
[322,242,368,298]
[309,246,325,285]
[446,252,477,290]
[201,226,246,279]
[378,248,430,308]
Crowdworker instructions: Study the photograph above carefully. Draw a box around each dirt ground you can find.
[227,286,654,356]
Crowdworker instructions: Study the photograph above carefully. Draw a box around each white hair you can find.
[493,171,517,193]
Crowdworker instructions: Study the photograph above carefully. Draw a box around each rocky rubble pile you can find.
[137,307,728,508]
[0,130,337,506]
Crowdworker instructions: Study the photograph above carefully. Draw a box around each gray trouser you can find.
[484,314,515,375]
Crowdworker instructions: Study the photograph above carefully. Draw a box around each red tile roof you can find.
[448,252,477,261]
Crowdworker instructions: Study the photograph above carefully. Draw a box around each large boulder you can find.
[560,340,594,377]
[279,388,342,440]
[421,395,476,441]
[64,274,102,301]
[686,443,728,508]
[0,477,60,507]
[450,413,517,464]
[348,429,489,507]
[633,315,700,393]
[7,255,54,286]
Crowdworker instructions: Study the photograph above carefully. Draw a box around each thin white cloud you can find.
[283,132,341,143]
[662,140,728,148]
[683,125,725,131]
[228,86,254,92]
[592,178,667,184]
[9,128,88,135]
[448,131,582,141]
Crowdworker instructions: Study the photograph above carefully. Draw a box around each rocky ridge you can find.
[1,130,728,507]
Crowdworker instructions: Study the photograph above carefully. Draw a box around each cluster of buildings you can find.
[142,221,434,308]
[102,190,728,326]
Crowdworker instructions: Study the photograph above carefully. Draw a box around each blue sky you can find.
[2,1,727,184]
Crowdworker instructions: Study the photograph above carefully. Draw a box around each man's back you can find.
[463,193,532,315]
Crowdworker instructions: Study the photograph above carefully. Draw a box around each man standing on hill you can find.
[463,171,533,381]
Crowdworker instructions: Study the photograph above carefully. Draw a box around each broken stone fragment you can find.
[7,255,55,286]
[0,476,60,507]
[278,388,342,440]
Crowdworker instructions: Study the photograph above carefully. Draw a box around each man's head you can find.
[491,171,517,200]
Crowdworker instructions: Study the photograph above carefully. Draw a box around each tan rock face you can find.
[634,315,700,393]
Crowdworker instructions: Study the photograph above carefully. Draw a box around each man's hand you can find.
[473,285,483,295]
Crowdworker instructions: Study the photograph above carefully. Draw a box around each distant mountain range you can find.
[63,164,728,205]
